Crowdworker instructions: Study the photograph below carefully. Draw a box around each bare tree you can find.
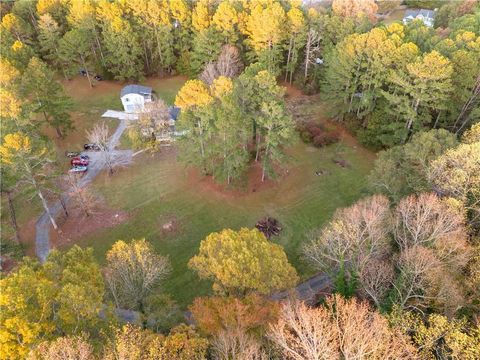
[200,45,243,85]
[30,335,95,360]
[393,246,442,312]
[87,122,130,175]
[394,243,469,315]
[304,29,321,79]
[64,174,98,217]
[359,259,395,308]
[199,62,218,85]
[216,45,243,79]
[212,330,266,360]
[136,99,171,147]
[268,295,416,360]
[104,239,171,311]
[303,195,392,277]
[393,193,466,252]
[268,299,339,360]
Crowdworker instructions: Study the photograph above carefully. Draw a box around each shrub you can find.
[313,130,340,147]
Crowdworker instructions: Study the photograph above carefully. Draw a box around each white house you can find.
[402,9,436,28]
[120,85,153,113]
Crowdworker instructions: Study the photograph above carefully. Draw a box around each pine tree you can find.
[244,2,287,75]
[21,57,73,138]
[37,13,66,77]
[59,29,95,86]
[383,50,454,141]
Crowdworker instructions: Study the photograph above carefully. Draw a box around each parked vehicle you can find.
[69,166,88,173]
[79,154,89,160]
[94,75,103,81]
[71,158,89,166]
[84,143,100,151]
[79,69,87,76]
[65,151,80,157]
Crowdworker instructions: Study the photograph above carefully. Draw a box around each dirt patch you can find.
[281,81,305,99]
[62,75,124,100]
[50,208,129,249]
[159,215,179,234]
[185,161,287,200]
[1,256,17,273]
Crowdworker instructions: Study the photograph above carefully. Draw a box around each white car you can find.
[69,165,88,173]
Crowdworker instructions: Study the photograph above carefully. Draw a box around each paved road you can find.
[35,119,130,263]
[184,273,332,325]
[271,273,332,304]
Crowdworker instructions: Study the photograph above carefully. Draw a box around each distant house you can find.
[140,105,182,145]
[120,85,153,113]
[403,9,436,27]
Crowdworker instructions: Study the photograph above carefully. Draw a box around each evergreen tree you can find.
[189,27,223,76]
[96,1,144,80]
[21,57,73,137]
[59,29,96,86]
[37,13,66,77]
[383,50,453,141]
[243,1,287,75]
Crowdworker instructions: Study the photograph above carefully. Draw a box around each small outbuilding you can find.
[120,85,153,113]
[402,9,436,27]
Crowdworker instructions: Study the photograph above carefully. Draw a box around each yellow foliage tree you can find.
[0,133,59,229]
[175,80,213,109]
[0,264,56,360]
[0,246,104,360]
[210,76,233,98]
[169,0,191,26]
[244,2,286,52]
[189,228,298,295]
[462,123,480,144]
[191,0,211,32]
[332,0,378,22]
[212,2,238,41]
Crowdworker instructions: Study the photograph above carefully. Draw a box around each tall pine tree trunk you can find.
[81,55,93,88]
[304,31,311,78]
[261,141,270,182]
[4,190,20,243]
[289,38,296,84]
[404,98,420,143]
[37,189,58,230]
[94,29,106,66]
[285,37,293,82]
[454,75,480,134]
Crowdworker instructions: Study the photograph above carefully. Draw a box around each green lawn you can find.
[5,75,375,309]
[1,76,187,253]
[83,132,374,308]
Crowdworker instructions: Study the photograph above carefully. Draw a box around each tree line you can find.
[2,0,479,149]
[2,123,479,358]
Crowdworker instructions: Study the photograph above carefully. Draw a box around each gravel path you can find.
[35,119,130,263]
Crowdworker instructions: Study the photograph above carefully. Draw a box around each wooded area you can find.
[1,0,479,359]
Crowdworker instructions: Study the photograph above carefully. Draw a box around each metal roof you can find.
[169,106,180,121]
[121,84,152,97]
[404,9,435,20]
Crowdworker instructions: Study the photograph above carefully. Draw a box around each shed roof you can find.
[169,106,180,121]
[121,84,152,97]
[404,9,435,20]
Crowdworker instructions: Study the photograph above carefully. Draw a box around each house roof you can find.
[121,84,152,97]
[169,106,180,121]
[404,9,435,20]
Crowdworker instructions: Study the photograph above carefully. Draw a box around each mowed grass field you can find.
[4,76,187,253]
[7,75,375,308]
[84,133,374,307]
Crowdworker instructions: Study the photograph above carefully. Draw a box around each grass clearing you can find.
[7,76,375,309]
[82,128,373,307]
